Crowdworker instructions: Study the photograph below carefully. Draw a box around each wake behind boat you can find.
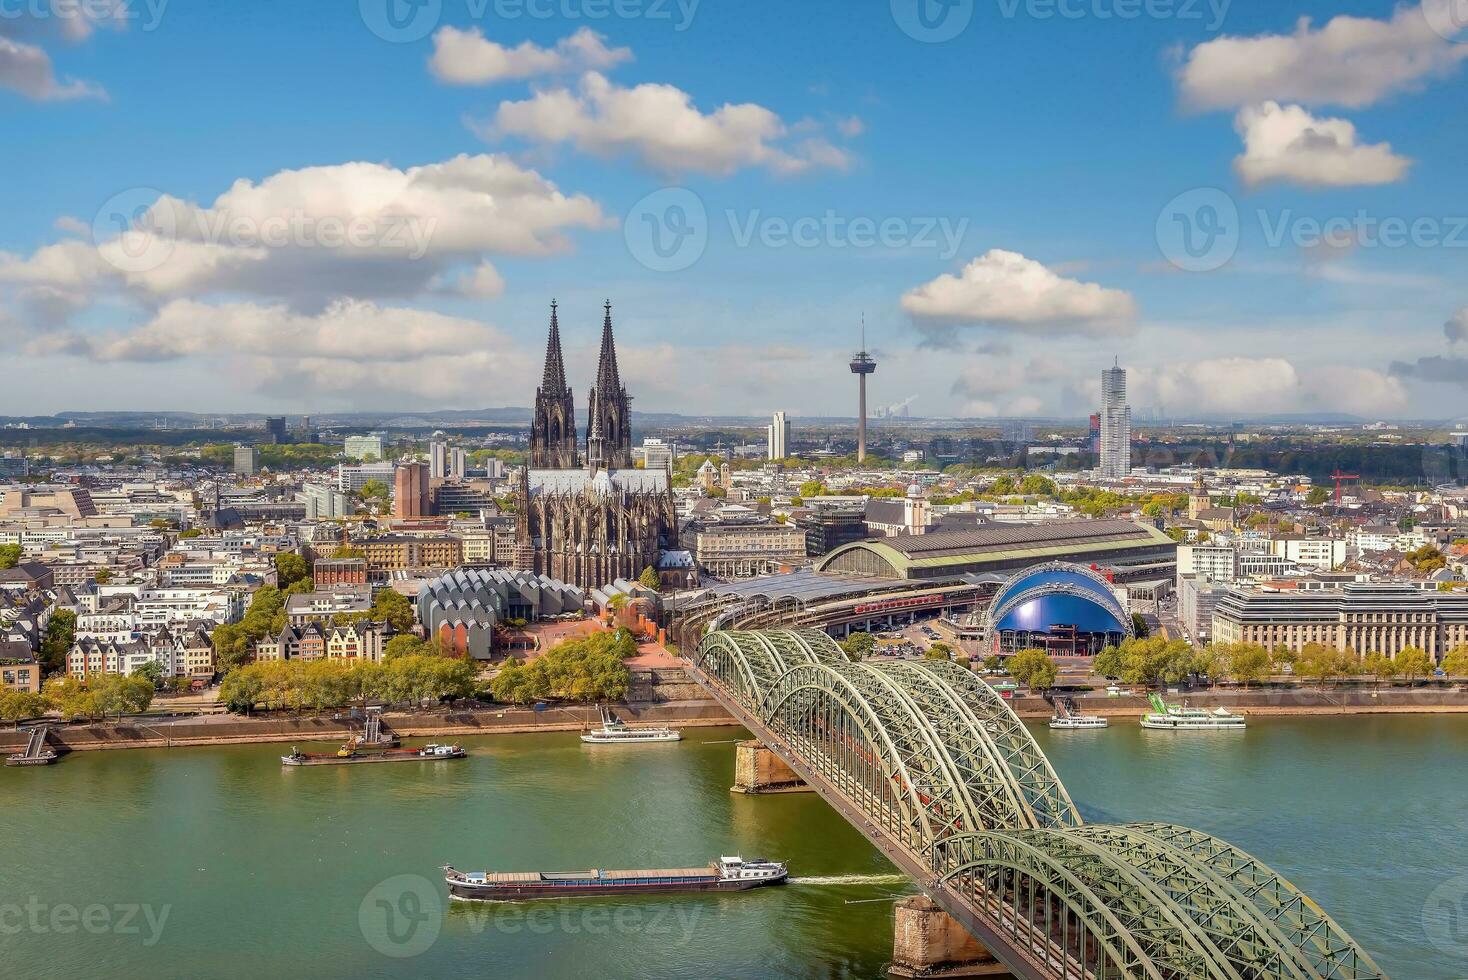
[1140,694,1246,731]
[580,705,681,745]
[444,856,787,901]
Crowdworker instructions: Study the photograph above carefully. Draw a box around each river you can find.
[2,716,1465,979]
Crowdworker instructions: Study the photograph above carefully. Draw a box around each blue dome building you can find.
[983,562,1133,656]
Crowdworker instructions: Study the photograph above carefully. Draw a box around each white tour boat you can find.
[580,705,682,745]
[1048,698,1109,730]
[1140,694,1246,731]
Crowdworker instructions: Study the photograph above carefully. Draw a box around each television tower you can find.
[849,319,877,463]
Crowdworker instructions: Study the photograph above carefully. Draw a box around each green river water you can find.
[2,715,1466,979]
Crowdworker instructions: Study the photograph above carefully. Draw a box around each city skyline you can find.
[2,2,1466,422]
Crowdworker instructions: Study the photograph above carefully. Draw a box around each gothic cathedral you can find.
[515,303,678,592]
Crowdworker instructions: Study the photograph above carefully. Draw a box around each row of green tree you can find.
[0,674,157,723]
[490,629,637,704]
[219,654,478,713]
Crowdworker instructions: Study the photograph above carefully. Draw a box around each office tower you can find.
[233,445,258,476]
[264,416,287,445]
[1099,361,1132,480]
[429,433,448,479]
[767,411,790,461]
[393,463,429,520]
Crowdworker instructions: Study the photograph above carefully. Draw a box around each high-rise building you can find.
[264,417,288,445]
[337,461,396,493]
[1088,413,1101,454]
[344,434,385,461]
[1098,361,1132,480]
[303,483,350,520]
[429,433,449,479]
[233,445,259,476]
[767,411,790,461]
[393,463,429,520]
[450,447,468,481]
[641,438,677,472]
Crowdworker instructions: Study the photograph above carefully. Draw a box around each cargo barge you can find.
[281,743,466,766]
[444,856,788,901]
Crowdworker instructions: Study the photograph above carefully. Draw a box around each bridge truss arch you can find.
[688,630,1387,980]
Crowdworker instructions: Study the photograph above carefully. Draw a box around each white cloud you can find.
[1128,357,1406,416]
[428,26,631,85]
[1233,102,1410,188]
[902,250,1137,336]
[1177,5,1468,111]
[30,298,538,409]
[490,72,851,177]
[1304,365,1409,415]
[1447,307,1468,343]
[0,154,608,312]
[70,298,494,363]
[445,261,506,299]
[0,36,105,100]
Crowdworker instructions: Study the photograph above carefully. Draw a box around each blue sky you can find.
[1,0,1465,421]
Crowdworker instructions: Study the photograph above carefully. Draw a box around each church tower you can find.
[529,302,578,469]
[586,301,633,469]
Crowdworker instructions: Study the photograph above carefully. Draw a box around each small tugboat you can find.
[580,705,681,745]
[1140,694,1246,731]
[1048,697,1108,730]
[444,856,788,901]
[281,742,467,766]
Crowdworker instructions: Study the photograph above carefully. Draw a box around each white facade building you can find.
[344,434,385,461]
[640,438,677,473]
[767,411,791,461]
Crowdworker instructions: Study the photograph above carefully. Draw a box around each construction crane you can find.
[1330,469,1360,508]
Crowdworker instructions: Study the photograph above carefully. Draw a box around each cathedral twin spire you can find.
[529,301,633,471]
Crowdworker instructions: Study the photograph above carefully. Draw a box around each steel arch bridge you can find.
[688,629,1386,980]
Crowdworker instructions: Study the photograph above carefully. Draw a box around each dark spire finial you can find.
[541,301,569,395]
[595,299,622,394]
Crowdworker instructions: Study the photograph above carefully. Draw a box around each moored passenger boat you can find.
[1140,694,1246,731]
[580,705,681,744]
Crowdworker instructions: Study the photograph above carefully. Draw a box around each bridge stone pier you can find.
[891,897,1011,978]
[732,740,811,794]
[688,628,1389,980]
